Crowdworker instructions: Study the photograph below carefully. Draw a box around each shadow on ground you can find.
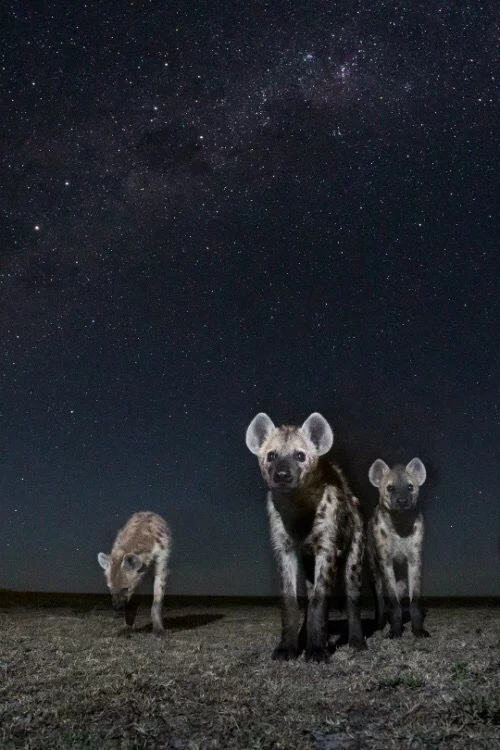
[324,608,427,651]
[327,617,378,649]
[135,612,225,634]
[297,610,419,654]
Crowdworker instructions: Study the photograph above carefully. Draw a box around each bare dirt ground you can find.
[0,604,499,749]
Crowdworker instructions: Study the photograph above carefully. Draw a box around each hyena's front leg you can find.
[151,552,168,636]
[408,557,429,637]
[274,545,300,660]
[269,506,300,660]
[381,559,403,638]
[120,597,138,636]
[344,522,366,650]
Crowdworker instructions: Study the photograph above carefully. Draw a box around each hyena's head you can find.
[245,412,334,490]
[369,458,426,512]
[97,551,145,611]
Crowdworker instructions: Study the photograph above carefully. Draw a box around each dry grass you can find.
[0,604,499,749]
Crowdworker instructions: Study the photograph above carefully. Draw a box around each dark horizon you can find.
[1,1,498,597]
[2,589,499,607]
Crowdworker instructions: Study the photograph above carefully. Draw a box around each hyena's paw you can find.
[387,628,403,639]
[124,606,138,628]
[304,646,330,663]
[272,644,299,661]
[348,635,367,651]
[412,626,430,638]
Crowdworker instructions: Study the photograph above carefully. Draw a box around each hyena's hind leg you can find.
[297,580,312,653]
[151,548,169,636]
[368,547,385,631]
[344,517,366,650]
[382,562,403,638]
[302,578,330,659]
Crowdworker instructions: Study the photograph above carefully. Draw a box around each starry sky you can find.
[1,1,498,597]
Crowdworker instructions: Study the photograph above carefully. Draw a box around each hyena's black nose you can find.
[274,470,292,484]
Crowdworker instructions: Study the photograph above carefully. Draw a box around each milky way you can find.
[0,0,498,595]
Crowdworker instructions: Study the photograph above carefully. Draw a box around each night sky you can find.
[1,1,498,597]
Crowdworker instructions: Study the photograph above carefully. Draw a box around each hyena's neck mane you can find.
[320,461,350,492]
[297,460,348,498]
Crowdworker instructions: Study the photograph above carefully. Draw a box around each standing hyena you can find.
[367,458,429,638]
[246,412,366,662]
[97,511,171,636]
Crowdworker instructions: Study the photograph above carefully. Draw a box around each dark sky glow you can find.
[0,1,498,595]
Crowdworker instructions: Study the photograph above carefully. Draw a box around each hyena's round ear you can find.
[368,459,390,487]
[406,458,426,486]
[245,413,275,454]
[122,553,143,572]
[301,413,334,455]
[97,553,110,570]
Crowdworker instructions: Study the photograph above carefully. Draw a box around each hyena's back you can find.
[113,512,171,555]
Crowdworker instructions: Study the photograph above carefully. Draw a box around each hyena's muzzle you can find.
[271,458,298,488]
[111,593,127,611]
[387,480,416,512]
[112,592,138,626]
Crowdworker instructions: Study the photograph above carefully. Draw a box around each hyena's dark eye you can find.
[267,451,277,462]
[294,451,306,462]
[408,484,414,492]
[387,485,395,493]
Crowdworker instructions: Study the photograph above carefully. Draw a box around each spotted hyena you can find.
[246,412,366,662]
[367,458,429,638]
[98,511,171,636]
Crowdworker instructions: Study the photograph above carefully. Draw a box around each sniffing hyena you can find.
[97,511,171,636]
[367,458,429,638]
[246,412,366,662]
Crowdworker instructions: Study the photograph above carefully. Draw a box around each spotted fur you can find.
[98,511,171,636]
[367,458,429,638]
[246,412,366,662]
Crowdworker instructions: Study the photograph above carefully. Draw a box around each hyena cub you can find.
[246,412,366,662]
[367,458,428,638]
[98,511,171,636]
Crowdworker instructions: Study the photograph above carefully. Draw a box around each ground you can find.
[0,604,499,749]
